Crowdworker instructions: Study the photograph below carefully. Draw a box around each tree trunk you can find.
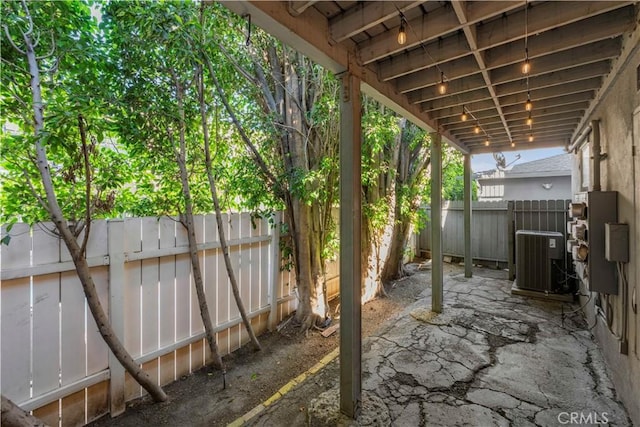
[173,76,225,370]
[382,217,413,281]
[382,120,431,282]
[282,52,327,328]
[20,11,167,402]
[361,111,402,301]
[1,395,48,427]
[361,201,393,302]
[200,75,261,351]
[209,41,333,331]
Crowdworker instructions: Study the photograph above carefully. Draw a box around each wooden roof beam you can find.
[477,1,631,50]
[382,4,633,82]
[329,1,424,43]
[359,1,522,64]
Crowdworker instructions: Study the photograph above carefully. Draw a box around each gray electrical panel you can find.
[587,191,618,294]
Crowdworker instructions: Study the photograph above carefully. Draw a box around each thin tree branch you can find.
[78,114,92,255]
[3,25,26,55]
[214,41,259,86]
[203,52,281,193]
[20,0,33,36]
[21,168,48,211]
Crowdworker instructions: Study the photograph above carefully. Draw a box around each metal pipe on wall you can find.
[592,120,602,192]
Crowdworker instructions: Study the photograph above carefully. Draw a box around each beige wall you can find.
[571,45,640,424]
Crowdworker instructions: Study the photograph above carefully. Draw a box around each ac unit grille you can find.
[516,230,563,292]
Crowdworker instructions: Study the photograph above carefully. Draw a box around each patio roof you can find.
[221,1,639,154]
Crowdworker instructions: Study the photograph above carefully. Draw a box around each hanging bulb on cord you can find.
[525,93,533,112]
[397,17,407,45]
[522,48,531,74]
[438,72,447,95]
[461,106,468,121]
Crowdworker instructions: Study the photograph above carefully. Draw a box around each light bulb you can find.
[438,72,447,95]
[526,114,533,126]
[522,59,530,74]
[461,112,468,121]
[474,124,480,134]
[397,23,407,45]
[525,98,532,112]
[528,134,534,142]
[484,140,490,146]
[511,142,516,148]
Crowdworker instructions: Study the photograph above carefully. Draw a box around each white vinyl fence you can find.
[1,213,297,426]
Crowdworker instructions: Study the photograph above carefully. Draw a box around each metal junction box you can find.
[605,223,629,263]
[516,230,564,293]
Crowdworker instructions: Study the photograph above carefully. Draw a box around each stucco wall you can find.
[479,176,571,201]
[503,176,571,201]
[571,43,640,425]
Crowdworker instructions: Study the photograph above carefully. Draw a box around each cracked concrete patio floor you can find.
[246,268,632,426]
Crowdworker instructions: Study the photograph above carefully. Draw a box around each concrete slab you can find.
[243,270,632,426]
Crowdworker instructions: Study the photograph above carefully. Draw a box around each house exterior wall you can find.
[478,176,571,201]
[503,176,571,201]
[571,46,640,425]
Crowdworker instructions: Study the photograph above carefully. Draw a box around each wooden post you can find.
[339,71,362,419]
[507,201,515,281]
[108,219,126,416]
[430,132,443,313]
[464,153,473,278]
[268,211,281,331]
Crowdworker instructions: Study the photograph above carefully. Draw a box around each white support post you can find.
[430,133,443,313]
[464,153,473,278]
[339,71,362,420]
[108,219,126,416]
[268,211,281,331]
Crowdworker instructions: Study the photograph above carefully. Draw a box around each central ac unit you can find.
[516,230,564,292]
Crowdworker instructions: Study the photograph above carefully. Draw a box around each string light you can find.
[474,123,481,134]
[522,1,530,74]
[522,52,531,75]
[484,139,490,147]
[528,134,534,142]
[438,71,447,95]
[526,113,533,126]
[397,15,407,45]
[511,141,516,148]
[525,92,532,111]
[461,106,468,121]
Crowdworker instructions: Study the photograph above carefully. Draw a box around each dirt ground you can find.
[90,261,487,427]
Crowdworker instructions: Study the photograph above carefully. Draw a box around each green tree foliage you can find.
[1,0,134,224]
[1,0,168,401]
[422,146,478,203]
[2,0,474,339]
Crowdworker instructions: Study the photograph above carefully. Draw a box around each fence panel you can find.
[32,223,61,397]
[419,201,509,263]
[0,211,299,426]
[1,222,32,403]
